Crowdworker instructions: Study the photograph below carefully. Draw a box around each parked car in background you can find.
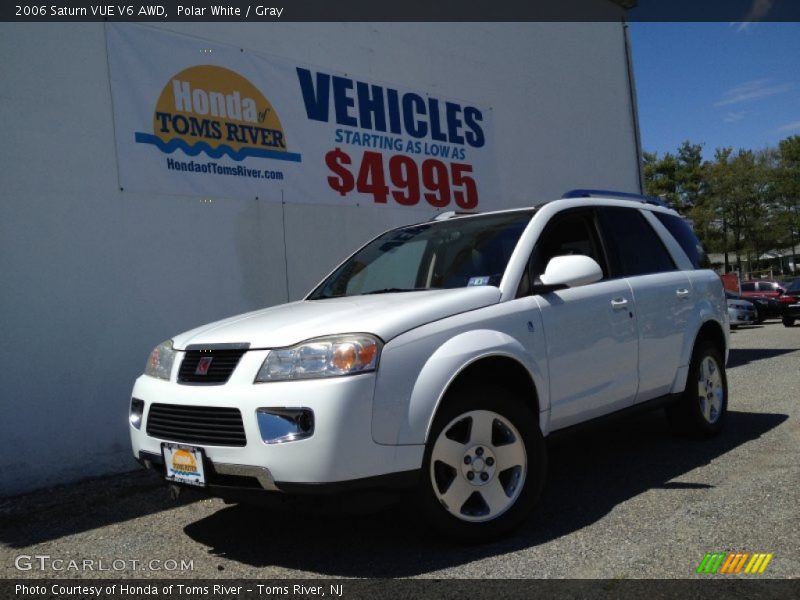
[749,296,782,322]
[736,294,780,323]
[781,279,800,327]
[741,280,799,321]
[725,291,756,328]
[741,280,786,300]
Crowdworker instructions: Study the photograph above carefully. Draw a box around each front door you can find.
[526,209,639,430]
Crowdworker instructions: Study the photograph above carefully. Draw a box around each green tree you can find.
[643,136,799,276]
[774,136,800,273]
[704,147,735,270]
[676,141,705,208]
[644,141,706,211]
[643,151,679,207]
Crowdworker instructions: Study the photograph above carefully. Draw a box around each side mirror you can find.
[539,255,603,288]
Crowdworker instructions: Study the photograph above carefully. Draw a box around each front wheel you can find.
[783,316,795,327]
[418,385,546,542]
[667,340,727,437]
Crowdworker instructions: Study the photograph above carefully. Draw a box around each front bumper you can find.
[129,351,424,491]
[135,449,420,496]
[728,307,755,325]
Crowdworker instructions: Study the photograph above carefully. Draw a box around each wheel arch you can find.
[374,323,548,446]
[671,317,728,395]
[418,344,544,446]
[694,319,727,357]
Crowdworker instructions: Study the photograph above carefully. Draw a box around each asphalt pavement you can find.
[2,321,798,579]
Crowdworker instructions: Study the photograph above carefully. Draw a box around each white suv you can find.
[130,190,729,540]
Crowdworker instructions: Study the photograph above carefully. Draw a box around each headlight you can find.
[255,334,382,382]
[144,340,176,380]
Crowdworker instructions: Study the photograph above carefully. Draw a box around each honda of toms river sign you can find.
[106,24,497,209]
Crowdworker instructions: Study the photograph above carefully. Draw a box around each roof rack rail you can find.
[562,189,669,208]
[430,210,479,221]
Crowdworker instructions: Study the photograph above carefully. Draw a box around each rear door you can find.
[595,206,692,402]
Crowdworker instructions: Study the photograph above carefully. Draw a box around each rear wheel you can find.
[419,384,545,542]
[667,340,727,437]
[783,316,795,327]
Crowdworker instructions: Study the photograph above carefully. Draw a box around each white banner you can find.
[107,24,498,210]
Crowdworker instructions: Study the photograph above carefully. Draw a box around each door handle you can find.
[611,297,628,309]
[676,288,691,299]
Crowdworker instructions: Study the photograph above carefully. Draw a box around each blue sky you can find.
[629,22,800,160]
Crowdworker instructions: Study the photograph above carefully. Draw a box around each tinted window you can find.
[758,282,778,292]
[597,207,676,277]
[526,211,606,285]
[654,212,710,269]
[517,211,605,296]
[741,282,756,292]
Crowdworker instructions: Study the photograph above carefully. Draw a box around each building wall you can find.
[0,20,640,494]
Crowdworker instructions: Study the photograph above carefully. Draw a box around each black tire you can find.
[418,383,546,542]
[783,316,795,327]
[666,340,727,438]
[754,307,764,324]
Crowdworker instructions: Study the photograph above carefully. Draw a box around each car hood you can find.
[171,287,502,349]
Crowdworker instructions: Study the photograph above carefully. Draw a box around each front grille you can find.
[146,404,247,447]
[178,346,248,384]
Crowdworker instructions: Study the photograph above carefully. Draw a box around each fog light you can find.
[130,398,144,429]
[256,408,314,444]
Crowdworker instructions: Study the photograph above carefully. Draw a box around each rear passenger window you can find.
[741,282,755,292]
[596,207,676,277]
[654,212,710,269]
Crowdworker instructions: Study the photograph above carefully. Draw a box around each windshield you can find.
[309,211,534,299]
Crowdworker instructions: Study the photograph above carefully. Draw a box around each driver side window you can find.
[517,210,606,296]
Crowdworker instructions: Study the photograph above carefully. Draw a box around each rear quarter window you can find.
[653,212,710,269]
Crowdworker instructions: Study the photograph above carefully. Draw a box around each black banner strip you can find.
[3,579,800,600]
[3,0,800,23]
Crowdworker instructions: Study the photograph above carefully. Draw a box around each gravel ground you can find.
[2,322,798,579]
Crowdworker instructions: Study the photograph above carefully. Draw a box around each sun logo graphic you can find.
[135,65,301,163]
[171,449,199,477]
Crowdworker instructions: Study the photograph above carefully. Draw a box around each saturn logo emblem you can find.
[195,356,214,376]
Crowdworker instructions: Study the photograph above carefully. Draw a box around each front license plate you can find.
[162,443,206,487]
